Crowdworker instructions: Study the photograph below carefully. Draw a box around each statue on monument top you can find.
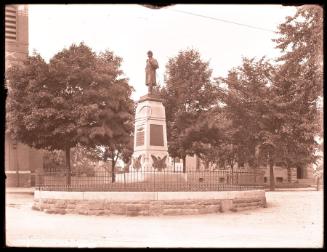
[145,50,159,95]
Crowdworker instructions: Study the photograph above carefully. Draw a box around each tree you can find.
[6,43,134,184]
[71,144,105,177]
[43,150,66,173]
[217,57,280,190]
[273,5,323,103]
[218,59,273,157]
[102,135,134,182]
[160,49,218,172]
[218,5,323,190]
[272,5,323,181]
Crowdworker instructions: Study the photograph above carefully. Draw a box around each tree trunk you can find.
[182,156,186,173]
[268,153,275,191]
[230,163,234,185]
[287,166,291,183]
[111,152,116,183]
[204,160,209,170]
[254,144,261,184]
[14,145,19,187]
[65,146,71,186]
[173,158,175,172]
[196,155,200,171]
[253,158,259,184]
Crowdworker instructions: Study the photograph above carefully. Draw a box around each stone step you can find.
[234,201,261,208]
[232,205,261,212]
[233,199,261,204]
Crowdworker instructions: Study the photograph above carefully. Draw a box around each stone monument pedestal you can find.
[130,94,171,173]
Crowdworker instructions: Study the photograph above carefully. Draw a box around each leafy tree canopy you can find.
[6,42,134,151]
[6,43,134,183]
[159,49,219,169]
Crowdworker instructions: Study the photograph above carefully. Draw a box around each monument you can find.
[116,51,170,183]
[116,50,182,183]
[130,51,170,173]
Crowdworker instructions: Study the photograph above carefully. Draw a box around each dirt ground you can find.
[5,190,323,248]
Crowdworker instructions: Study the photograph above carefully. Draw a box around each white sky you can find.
[28,4,297,100]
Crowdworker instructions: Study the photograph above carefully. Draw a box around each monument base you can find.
[115,171,188,184]
[131,93,170,172]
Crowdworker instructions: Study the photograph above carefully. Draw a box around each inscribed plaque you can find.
[136,131,144,146]
[150,124,164,146]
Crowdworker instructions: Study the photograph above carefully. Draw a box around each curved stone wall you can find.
[33,190,266,216]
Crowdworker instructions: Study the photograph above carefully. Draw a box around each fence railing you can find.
[35,169,265,192]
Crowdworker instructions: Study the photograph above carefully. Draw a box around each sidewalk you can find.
[6,186,320,193]
[6,187,35,194]
[265,187,321,192]
[5,190,323,248]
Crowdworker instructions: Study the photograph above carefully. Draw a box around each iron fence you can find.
[35,169,265,192]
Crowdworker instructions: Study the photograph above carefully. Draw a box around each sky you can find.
[28,4,297,100]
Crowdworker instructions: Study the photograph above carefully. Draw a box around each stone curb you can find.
[33,197,266,216]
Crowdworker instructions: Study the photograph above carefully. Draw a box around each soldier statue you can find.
[145,50,159,94]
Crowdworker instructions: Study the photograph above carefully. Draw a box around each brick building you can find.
[5,5,44,187]
[171,155,314,185]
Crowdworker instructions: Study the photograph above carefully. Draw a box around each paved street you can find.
[5,190,323,248]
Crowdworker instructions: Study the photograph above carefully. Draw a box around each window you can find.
[297,166,304,179]
[276,177,283,183]
[5,6,17,41]
[135,131,144,146]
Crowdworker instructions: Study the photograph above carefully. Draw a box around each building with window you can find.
[172,154,314,186]
[5,5,29,68]
[5,5,44,187]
